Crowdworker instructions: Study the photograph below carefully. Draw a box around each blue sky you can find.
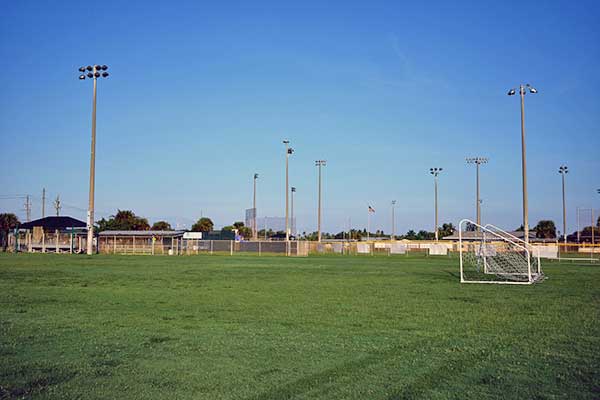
[1,0,599,234]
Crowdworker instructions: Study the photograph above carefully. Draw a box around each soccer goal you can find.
[459,219,543,285]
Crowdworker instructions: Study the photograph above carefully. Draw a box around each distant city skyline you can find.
[1,1,599,235]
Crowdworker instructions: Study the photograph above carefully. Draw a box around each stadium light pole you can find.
[79,64,109,255]
[283,141,294,241]
[315,160,326,242]
[391,200,396,241]
[430,168,443,241]
[508,84,538,244]
[558,166,568,244]
[291,186,297,238]
[253,173,258,240]
[466,157,488,229]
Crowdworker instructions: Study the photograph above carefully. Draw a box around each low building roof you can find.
[20,216,86,230]
[98,230,185,237]
[443,230,538,241]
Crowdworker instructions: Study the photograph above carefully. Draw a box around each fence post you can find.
[210,240,213,255]
[230,240,233,256]
[42,231,45,253]
[259,241,261,256]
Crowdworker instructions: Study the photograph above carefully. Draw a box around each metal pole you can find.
[561,172,567,244]
[592,209,595,246]
[434,176,439,242]
[577,207,580,243]
[519,85,529,244]
[318,165,322,242]
[476,163,480,227]
[42,188,46,218]
[367,210,370,242]
[284,142,289,242]
[391,200,396,241]
[253,174,257,240]
[86,70,98,255]
[291,188,295,239]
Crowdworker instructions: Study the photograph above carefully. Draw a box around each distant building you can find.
[18,216,87,253]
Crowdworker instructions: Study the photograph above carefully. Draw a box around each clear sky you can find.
[1,0,599,235]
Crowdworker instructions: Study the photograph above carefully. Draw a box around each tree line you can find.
[2,210,600,245]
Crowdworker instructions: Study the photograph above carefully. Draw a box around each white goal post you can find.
[459,219,543,285]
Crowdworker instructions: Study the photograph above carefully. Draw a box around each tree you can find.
[0,213,20,250]
[405,230,417,240]
[151,221,172,231]
[438,222,455,238]
[233,221,245,230]
[96,210,150,231]
[191,217,213,232]
[417,230,435,240]
[535,220,556,239]
[465,222,477,232]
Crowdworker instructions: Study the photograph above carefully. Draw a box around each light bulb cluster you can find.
[78,65,109,80]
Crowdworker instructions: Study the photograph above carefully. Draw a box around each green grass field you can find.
[1,253,599,399]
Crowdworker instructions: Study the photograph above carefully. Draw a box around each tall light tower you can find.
[558,166,568,244]
[466,157,488,228]
[508,83,538,244]
[429,167,443,241]
[391,200,396,241]
[79,64,109,255]
[283,140,294,241]
[291,187,296,238]
[315,160,326,242]
[253,173,258,240]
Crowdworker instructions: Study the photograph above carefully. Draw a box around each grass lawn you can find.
[0,253,599,399]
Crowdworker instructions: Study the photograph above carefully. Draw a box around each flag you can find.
[368,206,375,213]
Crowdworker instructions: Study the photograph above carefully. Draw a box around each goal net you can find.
[459,219,543,285]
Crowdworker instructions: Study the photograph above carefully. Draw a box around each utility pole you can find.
[24,195,31,222]
[559,166,568,244]
[466,157,488,229]
[54,195,61,216]
[315,160,326,242]
[253,173,258,240]
[42,188,46,218]
[391,200,396,241]
[78,64,109,255]
[508,84,538,244]
[430,168,443,241]
[283,140,293,241]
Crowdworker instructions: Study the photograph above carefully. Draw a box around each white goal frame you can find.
[459,219,543,285]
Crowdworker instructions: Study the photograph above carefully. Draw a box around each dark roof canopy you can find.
[20,216,87,230]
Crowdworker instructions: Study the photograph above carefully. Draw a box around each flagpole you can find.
[367,209,370,242]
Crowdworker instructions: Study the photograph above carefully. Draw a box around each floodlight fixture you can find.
[86,65,93,71]
[508,88,516,96]
[101,65,108,70]
[79,75,86,80]
[79,66,86,72]
[559,165,568,174]
[526,84,538,94]
[430,167,442,176]
[466,157,488,165]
